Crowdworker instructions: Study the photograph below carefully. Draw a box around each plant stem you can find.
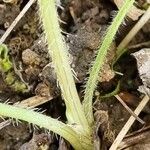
[83,0,135,126]
[116,6,150,62]
[0,103,93,150]
[38,0,90,132]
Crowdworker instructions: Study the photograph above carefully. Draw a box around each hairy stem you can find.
[83,0,135,126]
[38,0,90,132]
[0,103,92,150]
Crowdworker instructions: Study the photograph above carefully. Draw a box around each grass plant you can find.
[0,0,135,149]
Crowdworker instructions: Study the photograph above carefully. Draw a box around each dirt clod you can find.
[22,49,41,66]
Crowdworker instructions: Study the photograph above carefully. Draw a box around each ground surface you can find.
[0,0,150,149]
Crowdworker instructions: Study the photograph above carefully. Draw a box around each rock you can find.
[132,48,150,95]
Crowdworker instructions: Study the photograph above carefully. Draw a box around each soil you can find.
[0,0,150,150]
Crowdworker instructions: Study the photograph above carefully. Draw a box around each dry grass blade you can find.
[0,0,36,44]
[118,125,150,149]
[109,95,149,150]
[128,40,150,50]
[115,95,145,124]
[14,96,53,108]
[117,7,150,54]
